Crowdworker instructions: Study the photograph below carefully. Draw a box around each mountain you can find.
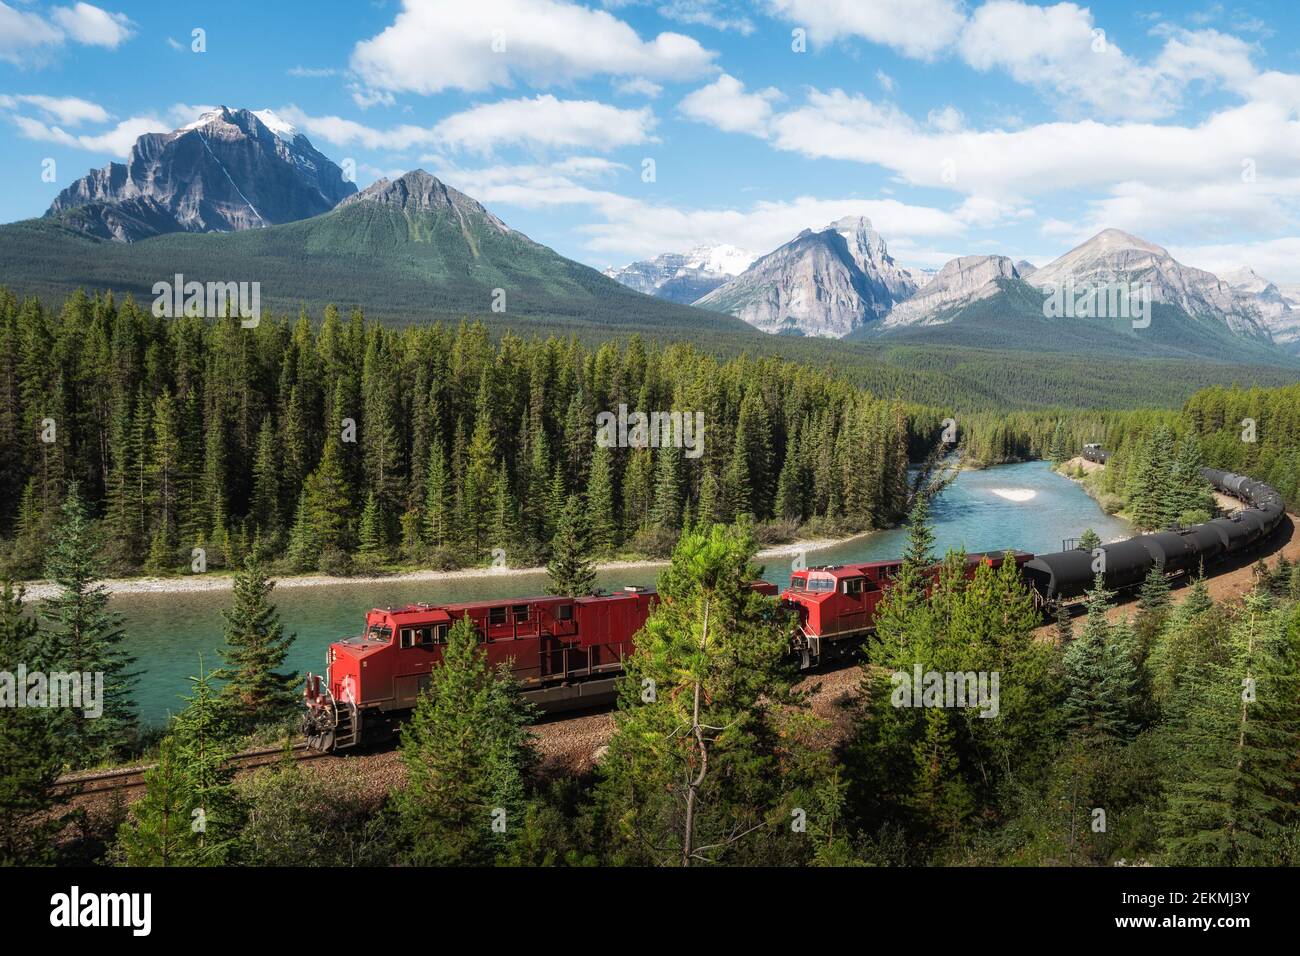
[883,255,1020,328]
[0,169,757,335]
[1024,229,1269,339]
[1015,259,1038,277]
[603,244,754,303]
[1221,266,1300,352]
[47,107,355,241]
[693,216,918,337]
[866,230,1290,366]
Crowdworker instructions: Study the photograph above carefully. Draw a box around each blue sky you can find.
[2,0,1299,281]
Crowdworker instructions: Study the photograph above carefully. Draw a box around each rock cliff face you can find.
[693,216,917,337]
[883,255,1020,327]
[47,107,356,241]
[1025,229,1268,339]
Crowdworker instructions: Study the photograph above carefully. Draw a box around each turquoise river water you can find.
[109,460,1130,726]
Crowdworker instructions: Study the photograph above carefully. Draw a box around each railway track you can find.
[55,743,330,797]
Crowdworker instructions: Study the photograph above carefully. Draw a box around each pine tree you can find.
[0,582,67,863]
[586,443,618,554]
[595,522,814,866]
[546,498,597,598]
[249,415,280,538]
[1158,592,1300,864]
[650,443,682,531]
[422,438,452,550]
[906,707,974,837]
[169,658,239,864]
[116,736,202,866]
[1061,576,1138,742]
[392,617,536,866]
[214,552,298,728]
[39,484,137,762]
[357,491,385,561]
[1078,528,1102,552]
[1048,421,1069,465]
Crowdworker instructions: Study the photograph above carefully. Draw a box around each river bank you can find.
[16,529,878,602]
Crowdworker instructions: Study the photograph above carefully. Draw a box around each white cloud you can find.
[958,1,1180,120]
[679,74,781,135]
[350,0,716,97]
[1170,237,1300,285]
[0,1,64,64]
[433,95,656,151]
[875,69,895,93]
[657,0,755,35]
[0,93,109,125]
[765,0,965,59]
[50,3,133,48]
[281,96,655,153]
[276,106,438,151]
[13,113,164,155]
[614,77,663,97]
[0,2,132,65]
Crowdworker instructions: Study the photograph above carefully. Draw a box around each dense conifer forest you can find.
[0,288,950,580]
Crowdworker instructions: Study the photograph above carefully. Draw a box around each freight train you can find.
[303,454,1285,752]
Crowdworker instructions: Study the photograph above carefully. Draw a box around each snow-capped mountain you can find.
[883,255,1020,328]
[693,217,918,337]
[1221,266,1300,350]
[47,106,356,241]
[604,244,755,304]
[1024,229,1269,339]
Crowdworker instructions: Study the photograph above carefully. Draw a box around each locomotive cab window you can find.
[556,604,573,621]
[488,606,508,626]
[432,624,449,644]
[512,604,529,623]
[844,578,865,596]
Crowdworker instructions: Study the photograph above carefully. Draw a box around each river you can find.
[111,460,1130,726]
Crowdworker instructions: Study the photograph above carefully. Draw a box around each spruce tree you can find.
[586,443,618,554]
[0,582,67,863]
[39,483,137,762]
[595,522,815,866]
[1078,528,1102,552]
[117,737,201,866]
[1158,592,1300,864]
[214,552,298,728]
[169,658,239,864]
[392,617,536,866]
[546,498,598,598]
[357,491,384,562]
[1061,576,1137,742]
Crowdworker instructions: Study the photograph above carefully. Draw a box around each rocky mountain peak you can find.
[47,106,355,242]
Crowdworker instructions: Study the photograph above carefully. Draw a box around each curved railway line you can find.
[55,743,331,798]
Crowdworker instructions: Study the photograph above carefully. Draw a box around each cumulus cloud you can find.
[0,2,132,65]
[1170,237,1300,285]
[281,96,655,153]
[678,74,781,135]
[0,93,109,126]
[433,95,656,152]
[349,0,716,97]
[13,113,164,155]
[50,3,133,48]
[766,0,965,59]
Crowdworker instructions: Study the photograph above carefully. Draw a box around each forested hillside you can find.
[0,288,943,580]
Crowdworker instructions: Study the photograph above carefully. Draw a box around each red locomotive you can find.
[780,551,1033,668]
[303,582,778,752]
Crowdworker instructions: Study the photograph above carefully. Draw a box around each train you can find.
[302,452,1286,752]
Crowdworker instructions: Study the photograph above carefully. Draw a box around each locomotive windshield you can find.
[365,624,393,643]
